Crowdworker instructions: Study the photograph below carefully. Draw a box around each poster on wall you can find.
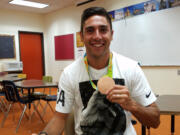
[157,0,180,9]
[108,11,115,21]
[144,1,157,13]
[54,34,74,60]
[124,6,134,18]
[76,32,84,47]
[108,0,180,22]
[114,9,124,20]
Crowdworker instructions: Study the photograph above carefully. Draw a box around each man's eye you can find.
[86,28,94,34]
[100,27,108,33]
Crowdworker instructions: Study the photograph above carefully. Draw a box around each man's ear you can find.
[111,30,114,40]
[80,31,84,41]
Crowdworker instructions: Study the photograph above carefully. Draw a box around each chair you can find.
[42,76,52,83]
[0,92,7,113]
[41,76,57,117]
[1,80,44,132]
[42,76,53,94]
[0,85,8,113]
[17,73,27,79]
[40,94,57,117]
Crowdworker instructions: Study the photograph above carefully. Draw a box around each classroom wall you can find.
[43,0,180,95]
[43,0,146,82]
[0,0,180,95]
[0,8,44,62]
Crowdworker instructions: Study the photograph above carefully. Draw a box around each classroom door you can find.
[19,32,45,79]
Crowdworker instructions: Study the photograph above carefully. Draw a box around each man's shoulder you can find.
[63,57,84,73]
[112,51,138,66]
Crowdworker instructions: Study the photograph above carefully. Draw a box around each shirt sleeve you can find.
[130,64,156,106]
[55,70,75,113]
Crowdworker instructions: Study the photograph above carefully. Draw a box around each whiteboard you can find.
[110,6,180,66]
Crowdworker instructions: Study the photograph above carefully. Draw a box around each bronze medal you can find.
[97,76,115,94]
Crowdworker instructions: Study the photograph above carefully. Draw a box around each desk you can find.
[0,74,25,82]
[15,80,58,108]
[156,95,180,135]
[141,95,180,135]
[15,80,58,89]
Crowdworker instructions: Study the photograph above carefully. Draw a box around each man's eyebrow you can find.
[99,25,108,27]
[85,24,108,29]
[85,26,94,29]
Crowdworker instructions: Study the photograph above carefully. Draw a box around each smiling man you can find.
[81,15,113,68]
[34,7,160,135]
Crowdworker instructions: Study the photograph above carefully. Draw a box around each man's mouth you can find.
[90,42,105,47]
[93,44,103,47]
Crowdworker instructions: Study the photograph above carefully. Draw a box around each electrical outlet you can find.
[178,70,180,75]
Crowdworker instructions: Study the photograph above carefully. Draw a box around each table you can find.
[0,73,25,82]
[156,95,180,135]
[15,80,57,101]
[141,95,180,135]
[15,80,58,100]
[15,79,58,118]
[14,80,58,124]
[15,79,58,89]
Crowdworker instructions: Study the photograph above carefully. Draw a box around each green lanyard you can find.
[84,52,113,90]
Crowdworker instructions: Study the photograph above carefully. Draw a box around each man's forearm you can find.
[42,112,68,135]
[130,102,160,128]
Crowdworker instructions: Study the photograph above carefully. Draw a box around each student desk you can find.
[0,74,24,82]
[142,95,180,135]
[14,80,58,108]
[156,95,180,135]
[14,79,58,89]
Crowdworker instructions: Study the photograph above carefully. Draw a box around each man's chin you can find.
[92,52,107,59]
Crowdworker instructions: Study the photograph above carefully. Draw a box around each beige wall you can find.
[0,0,180,95]
[0,8,44,61]
[43,0,146,81]
[142,66,180,95]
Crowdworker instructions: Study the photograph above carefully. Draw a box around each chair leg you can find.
[41,102,48,118]
[47,102,54,113]
[0,97,8,111]
[11,102,15,122]
[30,101,43,119]
[32,102,45,123]
[0,102,5,113]
[41,102,54,118]
[18,103,29,120]
[147,127,150,135]
[1,103,12,127]
[16,104,27,133]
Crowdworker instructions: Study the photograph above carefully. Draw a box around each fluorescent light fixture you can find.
[9,0,48,8]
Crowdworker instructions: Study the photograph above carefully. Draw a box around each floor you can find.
[0,88,180,135]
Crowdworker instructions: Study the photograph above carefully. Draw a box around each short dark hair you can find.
[80,7,112,33]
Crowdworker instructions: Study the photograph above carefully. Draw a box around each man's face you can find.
[81,15,113,59]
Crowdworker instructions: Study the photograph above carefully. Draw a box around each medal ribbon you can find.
[84,52,113,90]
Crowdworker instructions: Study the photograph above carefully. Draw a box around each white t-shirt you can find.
[56,51,156,135]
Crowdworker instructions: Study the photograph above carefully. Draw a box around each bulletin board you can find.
[54,34,74,60]
[0,35,16,59]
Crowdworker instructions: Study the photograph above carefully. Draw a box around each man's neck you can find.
[86,52,110,69]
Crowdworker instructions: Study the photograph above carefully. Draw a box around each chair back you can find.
[2,81,20,102]
[42,76,52,82]
[17,74,27,79]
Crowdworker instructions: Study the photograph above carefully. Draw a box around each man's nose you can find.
[92,30,102,40]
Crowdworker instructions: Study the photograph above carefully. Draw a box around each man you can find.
[35,7,160,135]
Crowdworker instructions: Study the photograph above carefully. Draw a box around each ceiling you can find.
[0,0,93,14]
